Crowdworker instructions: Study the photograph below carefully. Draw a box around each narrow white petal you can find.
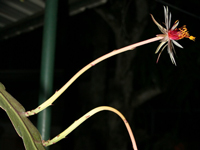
[161,42,168,52]
[169,53,176,65]
[156,42,168,63]
[171,42,176,55]
[164,6,168,30]
[164,6,171,30]
[155,41,167,54]
[172,40,183,48]
[168,41,177,65]
[150,14,166,33]
[171,20,179,30]
[164,6,167,20]
[168,12,171,29]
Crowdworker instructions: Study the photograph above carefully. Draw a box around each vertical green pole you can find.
[37,0,58,149]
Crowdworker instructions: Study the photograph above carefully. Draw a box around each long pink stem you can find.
[91,36,163,65]
[26,36,163,116]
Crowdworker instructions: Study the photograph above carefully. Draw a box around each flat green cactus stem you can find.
[0,82,45,150]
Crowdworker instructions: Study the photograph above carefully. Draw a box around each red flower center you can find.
[168,24,195,41]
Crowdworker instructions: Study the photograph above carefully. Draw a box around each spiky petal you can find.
[151,6,195,65]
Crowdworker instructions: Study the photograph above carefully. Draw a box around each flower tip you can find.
[189,36,195,41]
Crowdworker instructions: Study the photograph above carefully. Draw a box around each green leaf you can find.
[0,82,45,150]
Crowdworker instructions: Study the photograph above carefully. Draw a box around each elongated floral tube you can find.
[43,106,138,150]
[25,36,163,116]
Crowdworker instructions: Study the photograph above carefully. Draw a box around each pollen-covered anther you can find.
[177,25,195,41]
[189,36,196,41]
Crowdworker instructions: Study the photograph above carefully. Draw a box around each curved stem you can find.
[43,106,138,150]
[25,36,163,116]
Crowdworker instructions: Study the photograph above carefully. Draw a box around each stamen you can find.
[174,25,195,41]
[189,36,195,41]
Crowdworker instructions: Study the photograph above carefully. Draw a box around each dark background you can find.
[1,0,200,150]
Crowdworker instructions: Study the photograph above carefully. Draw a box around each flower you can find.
[150,6,195,65]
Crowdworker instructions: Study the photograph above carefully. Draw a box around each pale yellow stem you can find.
[25,36,163,116]
[43,106,138,150]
